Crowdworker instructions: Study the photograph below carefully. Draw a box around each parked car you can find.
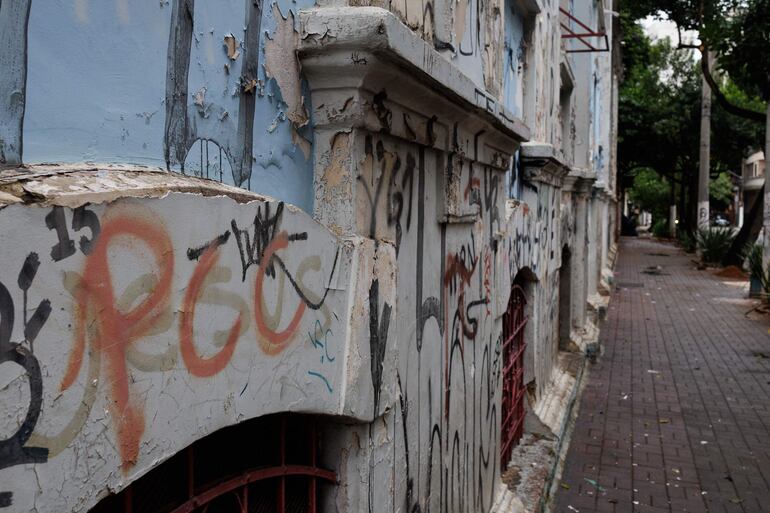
[713,213,730,227]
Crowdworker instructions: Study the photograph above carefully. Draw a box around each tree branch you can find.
[672,20,765,122]
[700,46,766,123]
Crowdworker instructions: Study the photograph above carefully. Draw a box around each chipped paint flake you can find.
[223,33,240,60]
[264,6,308,128]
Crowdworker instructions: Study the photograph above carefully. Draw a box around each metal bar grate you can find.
[88,414,335,513]
[500,284,528,470]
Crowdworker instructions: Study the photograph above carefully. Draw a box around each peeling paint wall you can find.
[318,128,570,513]
[0,2,619,512]
[0,0,315,210]
[296,17,584,505]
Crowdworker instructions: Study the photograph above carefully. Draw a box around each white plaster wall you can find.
[0,192,376,512]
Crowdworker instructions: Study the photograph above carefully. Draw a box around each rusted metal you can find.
[501,284,528,470]
[168,465,337,513]
[559,7,609,53]
[90,415,335,513]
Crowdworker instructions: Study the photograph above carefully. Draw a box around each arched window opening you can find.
[89,414,336,513]
[500,270,532,470]
[558,245,573,351]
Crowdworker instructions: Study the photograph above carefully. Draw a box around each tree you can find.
[629,168,672,223]
[619,0,769,264]
[617,17,761,233]
[709,172,734,210]
[710,0,770,264]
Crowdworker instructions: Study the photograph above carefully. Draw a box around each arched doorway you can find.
[89,414,336,513]
[558,245,573,351]
[500,270,534,470]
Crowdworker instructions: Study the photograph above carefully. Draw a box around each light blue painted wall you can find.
[502,0,525,117]
[18,0,314,210]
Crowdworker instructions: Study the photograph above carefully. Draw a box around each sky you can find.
[640,13,700,47]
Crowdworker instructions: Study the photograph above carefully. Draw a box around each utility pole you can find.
[762,101,770,269]
[697,50,713,232]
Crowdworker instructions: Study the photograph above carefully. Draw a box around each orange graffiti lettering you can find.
[254,231,305,355]
[180,244,243,377]
[60,214,173,470]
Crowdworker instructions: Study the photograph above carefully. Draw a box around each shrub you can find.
[696,228,735,265]
[678,231,697,253]
[652,218,669,238]
[744,244,770,301]
[744,243,764,280]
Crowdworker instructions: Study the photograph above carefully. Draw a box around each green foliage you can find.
[696,228,736,264]
[619,27,701,190]
[744,243,764,279]
[743,243,770,299]
[626,0,769,102]
[678,230,697,253]
[619,4,766,236]
[652,218,670,238]
[709,172,734,210]
[629,168,671,222]
[711,0,770,101]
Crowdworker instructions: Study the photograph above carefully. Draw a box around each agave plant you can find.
[678,231,697,253]
[696,228,735,265]
[745,243,764,280]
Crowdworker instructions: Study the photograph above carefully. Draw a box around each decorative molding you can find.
[298,7,531,155]
[520,142,570,187]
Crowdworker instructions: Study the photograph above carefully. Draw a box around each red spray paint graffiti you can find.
[254,231,306,355]
[60,213,174,469]
[180,243,243,377]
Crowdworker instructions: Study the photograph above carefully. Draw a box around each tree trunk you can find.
[723,184,765,266]
[679,173,688,234]
[725,101,770,266]
[687,168,698,233]
[698,50,713,231]
[763,101,770,268]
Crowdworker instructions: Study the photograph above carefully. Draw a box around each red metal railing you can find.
[90,414,336,513]
[559,7,610,53]
[500,284,528,470]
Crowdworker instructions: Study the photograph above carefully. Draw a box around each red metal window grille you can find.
[89,414,337,513]
[500,284,528,470]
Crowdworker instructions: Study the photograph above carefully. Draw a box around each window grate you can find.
[89,414,336,513]
[500,284,528,470]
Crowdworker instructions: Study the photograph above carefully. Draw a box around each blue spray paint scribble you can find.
[306,319,335,393]
[307,371,333,393]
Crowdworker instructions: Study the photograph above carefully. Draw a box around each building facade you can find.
[0,1,618,512]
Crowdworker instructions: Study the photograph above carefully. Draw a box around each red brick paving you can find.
[553,237,770,513]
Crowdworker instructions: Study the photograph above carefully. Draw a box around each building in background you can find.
[742,150,766,225]
[0,1,618,512]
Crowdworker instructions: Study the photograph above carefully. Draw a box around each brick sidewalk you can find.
[553,237,770,513]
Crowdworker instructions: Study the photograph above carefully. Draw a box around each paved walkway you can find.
[554,237,770,513]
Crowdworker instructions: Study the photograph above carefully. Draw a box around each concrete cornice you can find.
[520,142,570,187]
[298,7,531,152]
[562,167,597,193]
